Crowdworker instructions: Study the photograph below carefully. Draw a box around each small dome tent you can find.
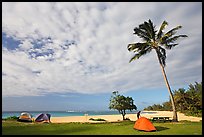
[35,113,51,123]
[134,117,156,132]
[18,112,32,122]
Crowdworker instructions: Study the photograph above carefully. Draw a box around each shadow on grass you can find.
[155,126,169,131]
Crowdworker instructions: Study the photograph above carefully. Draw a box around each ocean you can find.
[2,110,145,119]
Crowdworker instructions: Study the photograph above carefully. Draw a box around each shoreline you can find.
[50,111,202,123]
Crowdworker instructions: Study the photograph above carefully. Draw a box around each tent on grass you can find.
[35,113,51,123]
[134,117,156,132]
[17,112,32,122]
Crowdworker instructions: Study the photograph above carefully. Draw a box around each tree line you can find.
[144,82,202,117]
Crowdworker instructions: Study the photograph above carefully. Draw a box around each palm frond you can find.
[129,53,141,63]
[157,20,168,39]
[133,27,151,41]
[163,25,182,38]
[165,35,188,44]
[138,20,156,40]
[158,46,166,67]
[164,44,178,49]
[141,21,152,37]
[161,34,187,49]
[155,47,166,67]
[148,19,156,40]
[127,43,149,52]
[129,47,152,63]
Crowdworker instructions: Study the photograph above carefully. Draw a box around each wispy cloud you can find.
[2,2,202,97]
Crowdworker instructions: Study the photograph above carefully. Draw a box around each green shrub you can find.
[89,118,106,121]
[89,118,94,121]
[3,116,19,120]
[124,117,130,121]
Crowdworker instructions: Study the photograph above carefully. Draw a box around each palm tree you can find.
[173,88,189,113]
[127,19,187,122]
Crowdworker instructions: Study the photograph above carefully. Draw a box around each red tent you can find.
[134,117,156,132]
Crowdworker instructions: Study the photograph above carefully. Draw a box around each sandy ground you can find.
[50,111,202,123]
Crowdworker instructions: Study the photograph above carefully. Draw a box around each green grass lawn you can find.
[2,120,202,135]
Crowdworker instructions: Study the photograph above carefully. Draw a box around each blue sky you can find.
[2,2,202,111]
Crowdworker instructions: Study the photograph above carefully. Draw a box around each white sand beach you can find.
[50,111,202,123]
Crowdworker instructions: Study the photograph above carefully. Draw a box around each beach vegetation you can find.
[89,118,106,121]
[144,81,202,117]
[127,19,187,122]
[109,91,137,120]
[2,116,19,120]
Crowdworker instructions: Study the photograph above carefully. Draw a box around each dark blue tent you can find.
[35,113,51,123]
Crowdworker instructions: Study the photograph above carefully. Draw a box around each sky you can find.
[2,2,202,112]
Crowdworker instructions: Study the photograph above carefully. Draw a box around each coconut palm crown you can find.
[127,19,187,122]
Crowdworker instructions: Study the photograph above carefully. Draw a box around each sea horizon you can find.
[2,110,152,119]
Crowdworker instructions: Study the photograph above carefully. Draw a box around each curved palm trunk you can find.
[155,50,178,122]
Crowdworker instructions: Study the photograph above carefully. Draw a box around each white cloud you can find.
[2,2,202,97]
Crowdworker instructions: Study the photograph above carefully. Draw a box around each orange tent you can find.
[133,117,156,132]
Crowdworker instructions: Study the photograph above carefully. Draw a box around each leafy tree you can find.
[185,82,202,116]
[144,105,154,111]
[127,19,187,122]
[109,91,137,120]
[162,101,172,111]
[149,104,163,111]
[173,88,190,113]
